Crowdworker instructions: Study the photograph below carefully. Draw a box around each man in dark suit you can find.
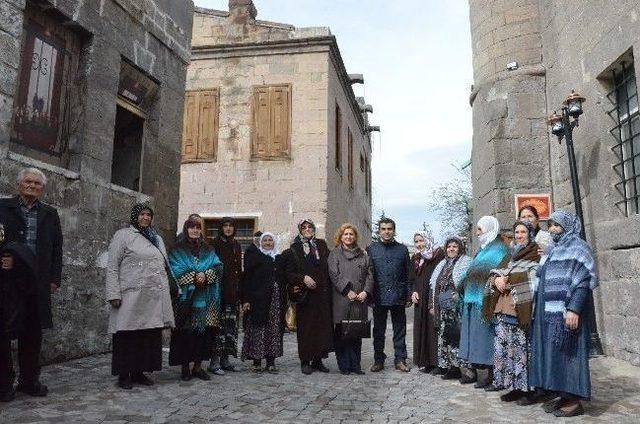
[0,167,63,402]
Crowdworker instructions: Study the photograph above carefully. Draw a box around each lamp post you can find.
[546,90,603,356]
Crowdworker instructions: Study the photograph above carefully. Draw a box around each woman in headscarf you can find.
[209,217,242,374]
[328,224,374,375]
[168,217,223,381]
[429,237,472,380]
[458,216,509,389]
[280,219,334,375]
[105,203,175,390]
[529,210,597,417]
[483,220,540,401]
[409,232,445,373]
[241,232,286,373]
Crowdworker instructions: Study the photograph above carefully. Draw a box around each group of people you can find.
[410,206,596,418]
[0,167,597,418]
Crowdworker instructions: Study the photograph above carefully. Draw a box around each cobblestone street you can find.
[1,318,640,423]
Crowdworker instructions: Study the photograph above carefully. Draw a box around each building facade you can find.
[179,0,374,250]
[468,0,640,365]
[0,0,193,362]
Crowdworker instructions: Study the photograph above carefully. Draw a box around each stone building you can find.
[0,0,193,361]
[468,0,640,365]
[179,0,375,250]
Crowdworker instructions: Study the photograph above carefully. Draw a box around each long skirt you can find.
[111,328,162,376]
[458,302,495,366]
[169,328,215,366]
[215,304,239,358]
[492,316,529,391]
[413,295,438,368]
[438,308,460,369]
[241,283,284,361]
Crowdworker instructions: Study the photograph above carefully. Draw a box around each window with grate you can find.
[335,103,342,172]
[348,129,354,189]
[608,60,640,215]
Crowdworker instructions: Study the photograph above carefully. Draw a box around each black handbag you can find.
[438,290,458,311]
[340,304,371,340]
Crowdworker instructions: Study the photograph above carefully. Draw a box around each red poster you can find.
[515,194,552,220]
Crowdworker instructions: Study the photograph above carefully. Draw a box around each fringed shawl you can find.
[429,255,472,290]
[462,239,509,307]
[168,244,223,332]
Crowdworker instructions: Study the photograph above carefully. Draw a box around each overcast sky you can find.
[193,0,473,244]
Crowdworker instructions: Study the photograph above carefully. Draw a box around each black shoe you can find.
[553,402,584,417]
[474,381,489,389]
[192,369,211,381]
[518,390,556,406]
[441,368,461,380]
[181,366,191,381]
[542,397,564,413]
[16,381,48,397]
[352,369,365,375]
[370,363,384,372]
[312,361,330,373]
[501,390,525,402]
[301,364,314,375]
[340,370,351,375]
[484,384,501,392]
[117,375,133,390]
[0,387,16,402]
[265,365,279,374]
[459,375,477,384]
[132,372,154,386]
[421,366,435,374]
[430,367,446,376]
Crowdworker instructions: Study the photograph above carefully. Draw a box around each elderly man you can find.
[0,168,63,402]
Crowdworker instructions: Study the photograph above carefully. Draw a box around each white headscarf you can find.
[259,232,277,258]
[477,216,500,249]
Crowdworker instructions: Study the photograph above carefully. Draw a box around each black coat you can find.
[0,196,63,329]
[240,245,284,327]
[0,241,37,338]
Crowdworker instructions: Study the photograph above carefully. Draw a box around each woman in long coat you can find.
[483,221,540,400]
[429,237,472,380]
[328,224,374,375]
[168,217,223,381]
[458,216,509,388]
[529,210,597,417]
[409,232,445,373]
[106,203,175,390]
[280,219,334,375]
[241,232,286,373]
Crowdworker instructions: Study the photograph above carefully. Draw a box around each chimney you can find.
[229,0,257,23]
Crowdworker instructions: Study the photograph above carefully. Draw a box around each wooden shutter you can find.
[253,87,270,157]
[252,84,291,159]
[181,91,198,161]
[270,85,290,157]
[181,89,219,162]
[197,89,219,160]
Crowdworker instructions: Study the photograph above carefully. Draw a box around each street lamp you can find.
[546,90,603,355]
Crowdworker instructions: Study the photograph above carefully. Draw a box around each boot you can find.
[441,367,461,380]
[459,366,476,384]
[474,368,491,389]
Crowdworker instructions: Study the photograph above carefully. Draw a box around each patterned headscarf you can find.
[218,217,236,239]
[414,231,437,260]
[511,220,536,255]
[477,216,500,249]
[130,203,159,247]
[549,210,581,244]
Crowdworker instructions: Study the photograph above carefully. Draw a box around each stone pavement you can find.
[2,317,640,423]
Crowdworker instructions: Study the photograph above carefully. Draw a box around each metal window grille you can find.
[204,218,256,251]
[607,61,640,215]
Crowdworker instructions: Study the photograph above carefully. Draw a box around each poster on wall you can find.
[515,194,552,221]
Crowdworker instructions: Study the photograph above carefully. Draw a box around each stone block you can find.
[0,29,20,69]
[0,0,23,37]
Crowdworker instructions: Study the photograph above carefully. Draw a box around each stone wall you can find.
[538,0,640,365]
[0,0,193,362]
[325,58,373,246]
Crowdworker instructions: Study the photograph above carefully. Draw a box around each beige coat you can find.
[105,226,175,334]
